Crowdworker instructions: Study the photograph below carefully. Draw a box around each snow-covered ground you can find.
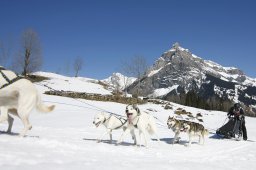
[1,72,256,170]
[33,72,112,95]
[1,94,256,170]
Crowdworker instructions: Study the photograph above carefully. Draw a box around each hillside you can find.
[33,72,112,95]
[0,72,256,170]
[1,94,256,170]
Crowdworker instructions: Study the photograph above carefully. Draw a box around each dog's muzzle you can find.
[93,121,101,127]
[126,112,133,124]
[180,126,188,132]
[167,124,171,129]
[126,113,133,116]
[167,122,174,129]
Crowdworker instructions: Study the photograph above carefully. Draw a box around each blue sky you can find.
[0,0,255,79]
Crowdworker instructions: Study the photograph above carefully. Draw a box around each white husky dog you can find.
[0,68,55,137]
[117,104,159,147]
[93,112,136,144]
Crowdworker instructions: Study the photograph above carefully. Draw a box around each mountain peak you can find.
[172,42,180,49]
[165,42,191,55]
[127,43,256,113]
[102,73,136,91]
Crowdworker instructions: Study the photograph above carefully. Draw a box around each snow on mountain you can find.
[102,72,136,91]
[149,85,179,98]
[33,71,112,95]
[127,42,256,110]
[150,44,256,87]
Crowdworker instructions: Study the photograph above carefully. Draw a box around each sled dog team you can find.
[93,104,209,147]
[0,67,208,146]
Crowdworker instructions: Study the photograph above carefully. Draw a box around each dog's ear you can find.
[133,104,140,114]
[136,107,140,114]
[132,104,137,109]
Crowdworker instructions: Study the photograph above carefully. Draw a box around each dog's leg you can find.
[19,115,32,137]
[198,134,201,144]
[0,107,8,123]
[109,130,113,143]
[17,93,36,137]
[201,134,205,145]
[7,114,14,133]
[0,108,15,133]
[140,130,148,147]
[97,129,111,143]
[187,134,192,147]
[155,133,160,142]
[139,131,142,147]
[173,131,180,144]
[117,127,131,145]
[130,129,137,145]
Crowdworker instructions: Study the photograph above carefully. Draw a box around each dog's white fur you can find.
[0,72,55,137]
[117,104,159,147]
[93,112,136,144]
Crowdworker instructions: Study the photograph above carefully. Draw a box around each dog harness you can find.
[0,67,22,89]
[104,115,128,130]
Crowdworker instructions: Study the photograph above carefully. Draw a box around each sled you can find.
[216,117,242,140]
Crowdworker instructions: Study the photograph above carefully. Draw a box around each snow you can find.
[1,94,256,170]
[205,60,223,68]
[224,67,238,71]
[150,85,179,98]
[148,67,163,77]
[166,48,176,53]
[102,72,136,90]
[1,72,256,170]
[243,76,256,87]
[192,54,201,59]
[33,71,112,95]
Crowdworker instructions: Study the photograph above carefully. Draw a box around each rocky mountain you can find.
[102,73,136,92]
[126,43,256,115]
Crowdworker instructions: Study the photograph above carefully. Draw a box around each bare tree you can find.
[122,55,148,96]
[13,29,42,76]
[73,56,83,77]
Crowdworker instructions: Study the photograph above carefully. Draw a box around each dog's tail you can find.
[36,92,55,113]
[148,115,160,141]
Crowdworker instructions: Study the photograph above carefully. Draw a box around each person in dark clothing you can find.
[227,103,248,140]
